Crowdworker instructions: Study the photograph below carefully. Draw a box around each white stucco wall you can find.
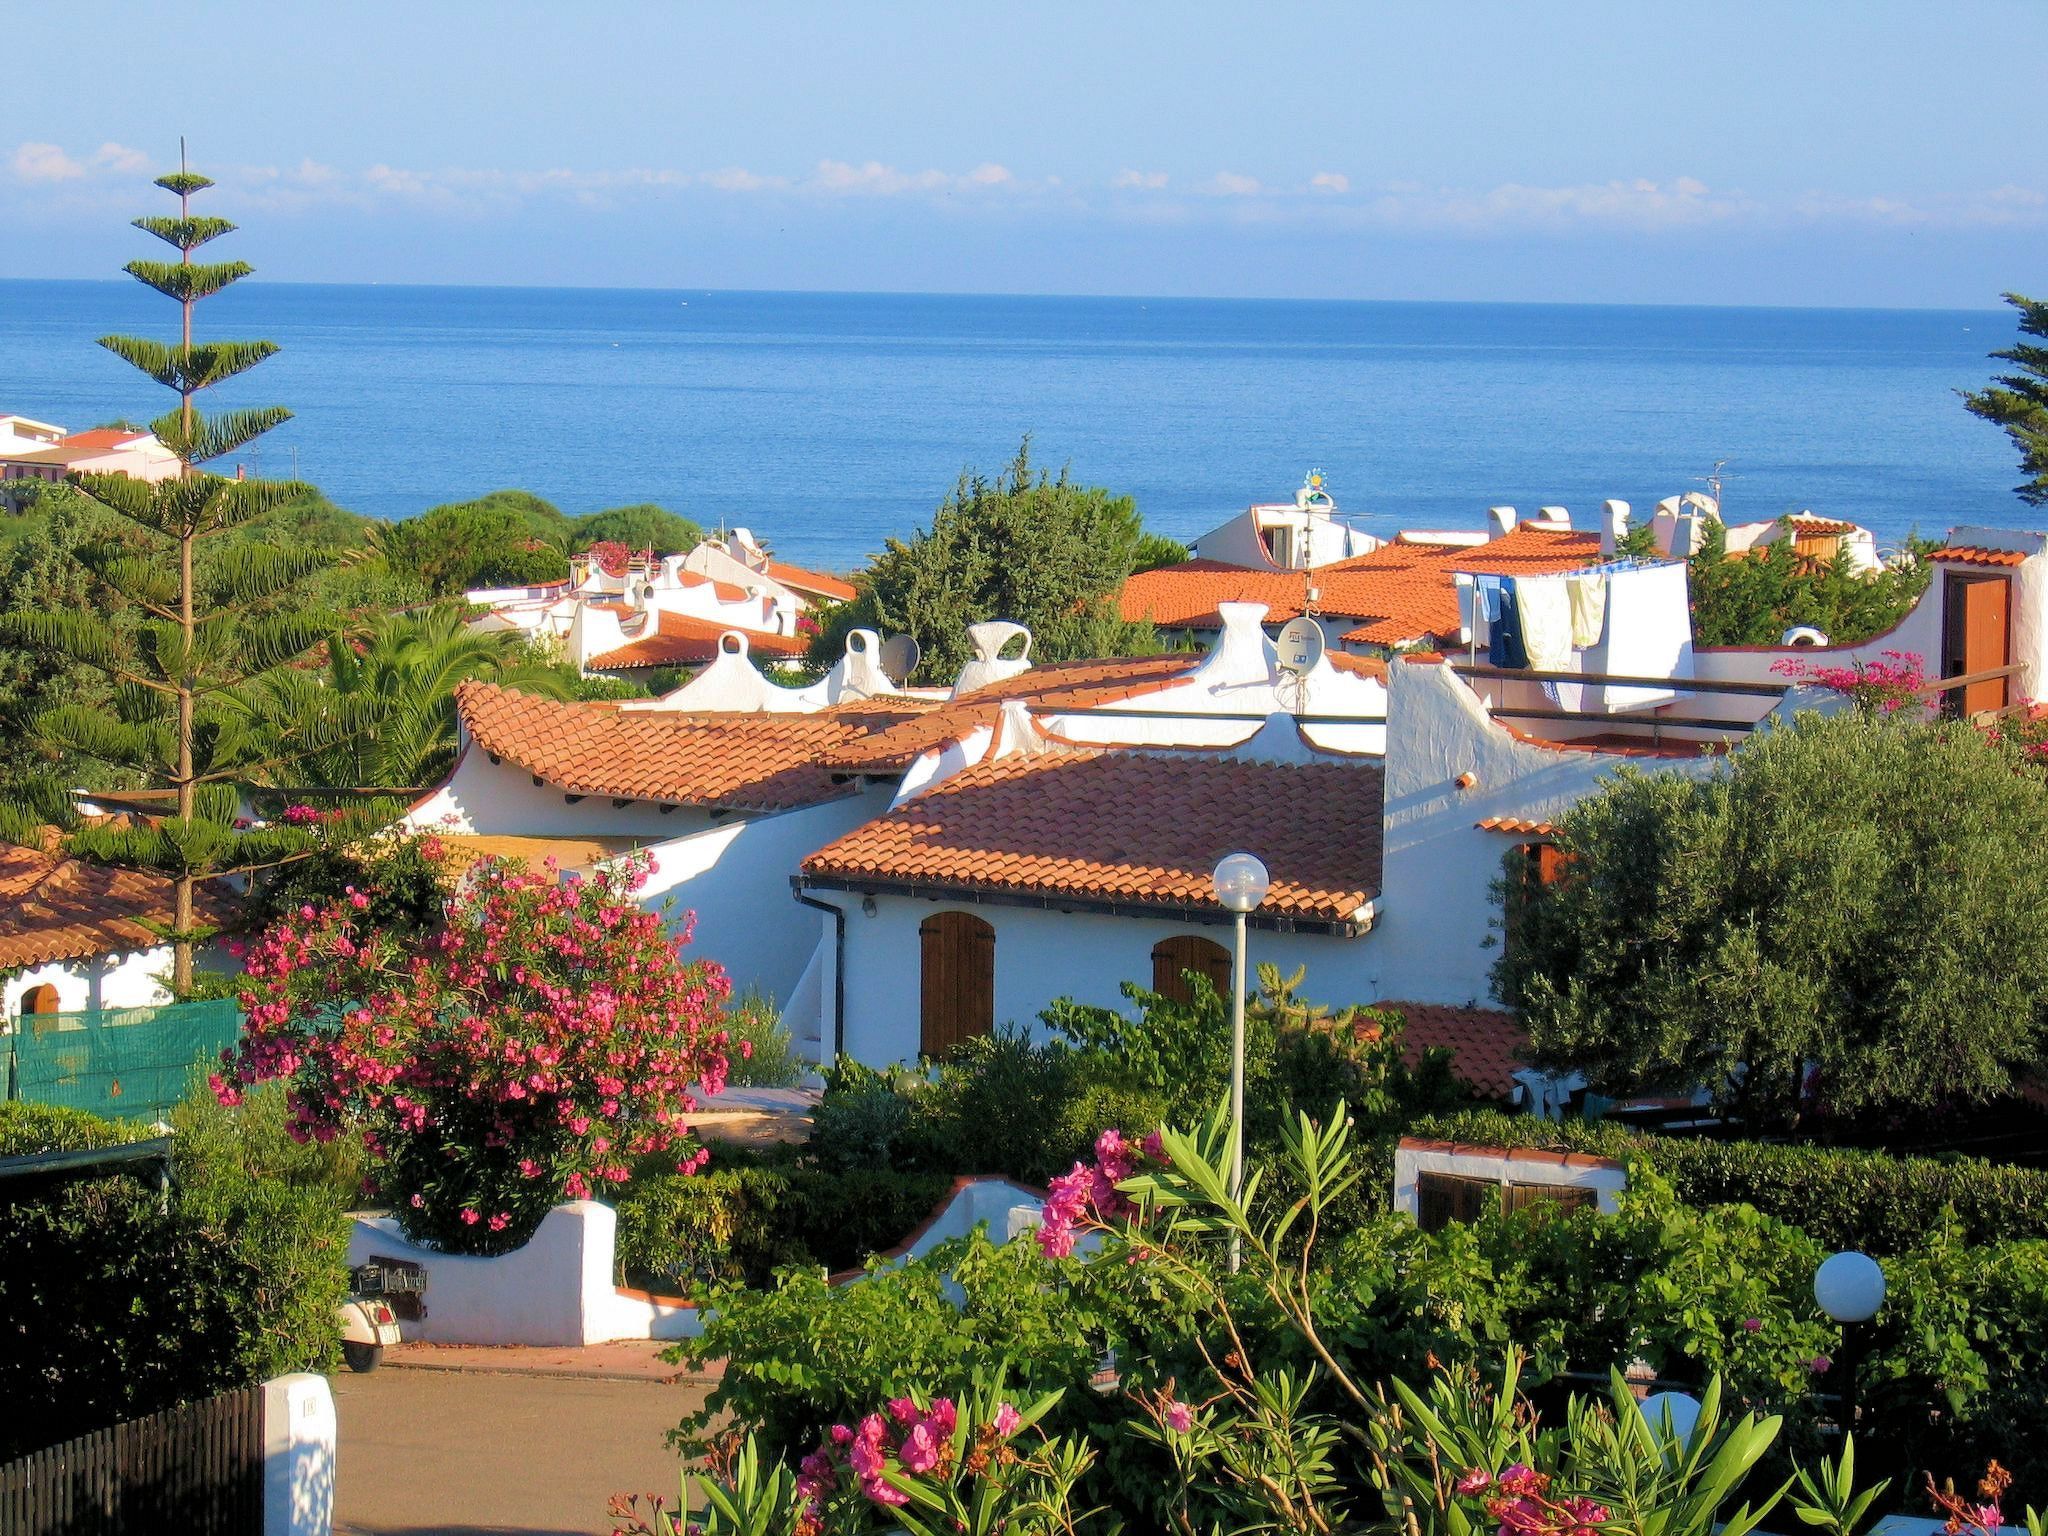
[632,786,896,1006]
[407,748,722,839]
[1368,658,1718,1006]
[1391,1139,1627,1219]
[820,891,1377,1067]
[4,946,178,1019]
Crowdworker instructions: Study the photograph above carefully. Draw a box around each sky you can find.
[4,0,2045,307]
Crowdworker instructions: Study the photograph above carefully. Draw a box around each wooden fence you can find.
[0,1383,264,1536]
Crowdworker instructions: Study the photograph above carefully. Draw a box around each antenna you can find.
[1697,459,1733,513]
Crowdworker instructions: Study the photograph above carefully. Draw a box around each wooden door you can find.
[919,911,994,1058]
[1942,572,2012,717]
[1503,1182,1597,1221]
[1152,935,1232,1005]
[1416,1171,1498,1232]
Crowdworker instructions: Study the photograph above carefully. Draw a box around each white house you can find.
[1190,471,1382,570]
[0,845,239,1021]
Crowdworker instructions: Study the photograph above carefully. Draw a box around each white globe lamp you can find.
[1211,853,1270,913]
[1638,1390,1701,1447]
[1813,1251,1886,1323]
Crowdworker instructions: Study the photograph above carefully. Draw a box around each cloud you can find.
[808,159,1019,196]
[1205,170,1263,197]
[1112,169,1169,190]
[964,162,1013,187]
[12,143,85,182]
[91,143,149,175]
[702,166,783,193]
[1309,171,1349,194]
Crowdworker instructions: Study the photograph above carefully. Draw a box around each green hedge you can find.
[614,1154,954,1294]
[1404,1109,2048,1254]
[0,1085,351,1459]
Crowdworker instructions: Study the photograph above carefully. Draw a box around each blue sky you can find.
[5,0,2044,306]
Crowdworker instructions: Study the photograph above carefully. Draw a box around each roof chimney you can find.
[1599,499,1630,556]
[1486,506,1518,540]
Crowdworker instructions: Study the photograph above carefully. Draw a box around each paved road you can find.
[333,1364,714,1536]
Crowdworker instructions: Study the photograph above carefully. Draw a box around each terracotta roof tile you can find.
[802,749,1384,922]
[765,561,857,602]
[60,428,146,450]
[0,846,241,970]
[588,612,809,671]
[454,682,897,810]
[1932,545,2028,567]
[1384,1002,1528,1100]
[1474,815,1559,835]
[814,655,1203,773]
[1120,527,1602,648]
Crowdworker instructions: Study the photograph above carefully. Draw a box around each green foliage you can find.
[0,1101,129,1157]
[1497,709,2048,1124]
[370,490,572,597]
[1686,517,1935,647]
[567,503,703,555]
[248,819,449,938]
[1962,293,2048,506]
[722,987,805,1089]
[0,1079,350,1458]
[806,438,1164,682]
[613,1149,952,1293]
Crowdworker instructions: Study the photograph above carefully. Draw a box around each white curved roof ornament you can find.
[952,621,1032,697]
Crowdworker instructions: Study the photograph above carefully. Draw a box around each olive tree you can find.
[1495,708,2048,1125]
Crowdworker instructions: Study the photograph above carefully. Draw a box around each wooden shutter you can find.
[1503,1182,1597,1220]
[22,984,60,1015]
[1151,935,1232,1005]
[919,911,995,1058]
[1942,573,2012,717]
[1416,1171,1498,1232]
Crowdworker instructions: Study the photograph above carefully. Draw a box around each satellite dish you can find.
[879,634,920,688]
[1276,616,1326,675]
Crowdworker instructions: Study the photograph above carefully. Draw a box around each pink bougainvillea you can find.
[215,852,731,1255]
[1772,649,1928,714]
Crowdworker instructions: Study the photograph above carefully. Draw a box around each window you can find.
[919,911,995,1059]
[1502,841,1567,961]
[1151,935,1232,1006]
[1417,1171,1597,1232]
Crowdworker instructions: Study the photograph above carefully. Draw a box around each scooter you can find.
[338,1260,423,1372]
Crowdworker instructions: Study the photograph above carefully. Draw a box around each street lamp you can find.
[1814,1250,1886,1428]
[1211,852,1270,1273]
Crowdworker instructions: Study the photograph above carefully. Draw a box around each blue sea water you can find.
[0,279,2029,571]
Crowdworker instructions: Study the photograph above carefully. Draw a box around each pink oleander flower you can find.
[1163,1400,1194,1434]
[1741,1317,1763,1333]
[1810,1354,1833,1375]
[1456,1468,1493,1496]
[992,1402,1021,1438]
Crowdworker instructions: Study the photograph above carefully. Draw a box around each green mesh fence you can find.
[5,999,242,1125]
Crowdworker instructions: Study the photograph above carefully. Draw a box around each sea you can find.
[0,280,2028,571]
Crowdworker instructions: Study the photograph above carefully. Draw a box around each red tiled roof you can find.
[1120,527,1602,648]
[1399,1134,1619,1171]
[1932,545,2028,567]
[60,428,146,451]
[1474,816,1558,836]
[802,749,1384,924]
[587,611,809,671]
[1786,515,1857,536]
[0,846,240,970]
[814,655,1203,773]
[1384,1002,1528,1100]
[766,561,857,603]
[453,682,902,811]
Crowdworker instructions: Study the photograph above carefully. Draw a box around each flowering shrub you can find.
[1772,648,1928,713]
[1035,1127,1164,1259]
[217,852,731,1255]
[587,539,634,578]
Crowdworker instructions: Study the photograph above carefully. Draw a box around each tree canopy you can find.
[1963,292,2048,506]
[1496,707,2048,1126]
[1685,518,1934,647]
[806,438,1165,683]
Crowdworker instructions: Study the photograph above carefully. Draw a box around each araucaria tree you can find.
[1495,707,2048,1126]
[1963,292,2048,505]
[0,152,331,989]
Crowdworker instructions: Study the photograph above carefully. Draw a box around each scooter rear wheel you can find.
[342,1341,384,1373]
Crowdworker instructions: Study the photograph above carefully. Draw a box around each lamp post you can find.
[1813,1250,1885,1430]
[1211,852,1270,1274]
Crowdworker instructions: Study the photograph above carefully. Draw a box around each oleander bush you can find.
[614,1150,952,1293]
[723,987,806,1090]
[0,1101,130,1157]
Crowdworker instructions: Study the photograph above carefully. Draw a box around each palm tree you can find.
[247,607,570,790]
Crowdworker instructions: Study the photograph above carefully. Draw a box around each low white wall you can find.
[263,1373,336,1536]
[2,942,240,1020]
[1392,1137,1627,1219]
[347,1201,701,1346]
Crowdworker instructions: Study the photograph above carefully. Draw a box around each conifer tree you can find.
[0,147,334,991]
[1963,292,2048,506]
